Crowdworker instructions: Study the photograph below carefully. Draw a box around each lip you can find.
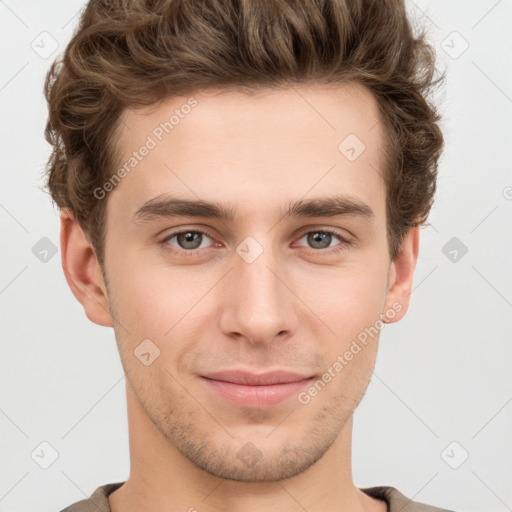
[200,370,315,408]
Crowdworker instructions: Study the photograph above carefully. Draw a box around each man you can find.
[44,0,452,510]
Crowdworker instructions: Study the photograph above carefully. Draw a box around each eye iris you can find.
[177,231,202,249]
[308,232,331,249]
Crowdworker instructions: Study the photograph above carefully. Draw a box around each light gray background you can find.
[1,1,511,511]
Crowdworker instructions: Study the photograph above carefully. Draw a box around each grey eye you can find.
[303,231,338,249]
[171,231,211,250]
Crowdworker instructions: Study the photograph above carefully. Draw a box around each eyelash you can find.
[158,227,352,258]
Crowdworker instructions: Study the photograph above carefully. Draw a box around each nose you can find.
[218,239,299,345]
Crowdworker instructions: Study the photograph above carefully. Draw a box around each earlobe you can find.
[60,208,114,327]
[382,226,420,324]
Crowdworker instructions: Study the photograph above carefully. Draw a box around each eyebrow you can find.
[133,194,374,224]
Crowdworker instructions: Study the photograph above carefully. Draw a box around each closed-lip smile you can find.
[200,369,315,408]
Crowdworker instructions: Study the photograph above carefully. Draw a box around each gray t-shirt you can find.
[60,481,455,511]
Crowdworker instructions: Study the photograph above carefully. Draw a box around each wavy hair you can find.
[43,0,444,267]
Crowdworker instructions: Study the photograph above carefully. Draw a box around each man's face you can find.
[99,83,403,481]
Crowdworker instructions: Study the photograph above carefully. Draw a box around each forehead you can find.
[107,82,386,224]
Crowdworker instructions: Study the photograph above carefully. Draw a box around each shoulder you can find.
[59,482,125,512]
[360,485,457,512]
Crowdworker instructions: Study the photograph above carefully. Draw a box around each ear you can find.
[60,208,113,327]
[382,226,420,323]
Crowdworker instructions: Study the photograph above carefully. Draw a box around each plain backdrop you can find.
[1,1,511,511]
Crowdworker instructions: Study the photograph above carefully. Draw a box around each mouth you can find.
[199,370,315,408]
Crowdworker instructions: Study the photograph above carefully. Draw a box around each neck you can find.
[109,380,385,512]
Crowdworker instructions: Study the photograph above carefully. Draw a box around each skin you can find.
[60,82,419,512]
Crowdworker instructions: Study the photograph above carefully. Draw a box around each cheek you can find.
[310,262,389,338]
[311,268,387,400]
[108,250,207,336]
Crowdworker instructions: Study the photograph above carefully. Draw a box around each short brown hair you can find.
[43,0,443,268]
